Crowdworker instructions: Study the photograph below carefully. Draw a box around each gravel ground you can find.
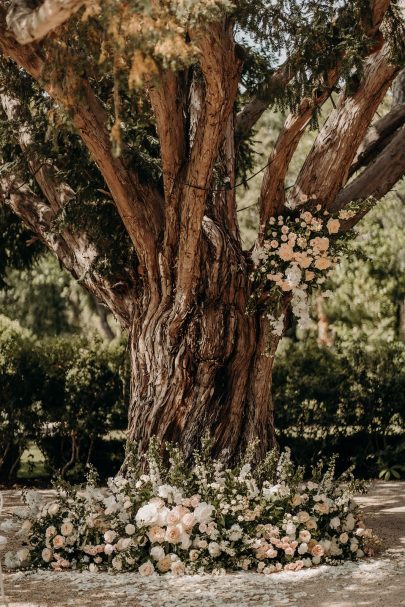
[1,481,404,607]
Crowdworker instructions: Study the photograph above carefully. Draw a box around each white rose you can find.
[165,526,181,544]
[339,532,349,544]
[285,522,296,535]
[330,516,341,529]
[104,529,117,544]
[343,514,355,532]
[299,530,311,542]
[194,502,214,524]
[150,546,165,561]
[182,513,196,529]
[297,511,310,524]
[135,504,159,527]
[104,543,115,555]
[228,524,243,542]
[298,542,308,555]
[125,524,136,536]
[139,560,155,576]
[116,537,131,551]
[89,563,98,573]
[208,542,221,557]
[180,533,192,550]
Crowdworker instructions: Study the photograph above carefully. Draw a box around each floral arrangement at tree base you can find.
[4,440,373,576]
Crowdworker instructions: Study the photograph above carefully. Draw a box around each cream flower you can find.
[165,525,181,544]
[327,218,340,234]
[156,556,172,573]
[104,530,117,543]
[148,526,165,543]
[291,494,302,507]
[139,560,155,576]
[41,548,53,562]
[150,546,165,561]
[311,544,325,557]
[45,526,57,538]
[194,502,214,524]
[171,560,185,575]
[52,535,65,549]
[297,511,310,524]
[208,542,221,557]
[182,513,195,529]
[166,510,181,525]
[17,548,30,563]
[60,522,74,537]
[104,543,115,555]
[47,503,60,516]
[112,556,123,570]
[339,532,349,544]
[125,524,136,535]
[299,530,311,543]
[314,257,332,270]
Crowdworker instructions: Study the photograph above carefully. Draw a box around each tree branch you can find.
[236,0,391,139]
[349,102,405,176]
[0,19,163,287]
[1,177,136,325]
[169,21,242,335]
[6,0,90,44]
[288,44,398,209]
[258,75,337,227]
[332,124,405,224]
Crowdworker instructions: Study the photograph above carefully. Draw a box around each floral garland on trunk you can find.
[4,443,375,576]
[248,205,362,335]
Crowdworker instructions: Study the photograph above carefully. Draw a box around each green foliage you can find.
[0,317,129,483]
[0,205,43,288]
[236,0,405,117]
[273,337,405,477]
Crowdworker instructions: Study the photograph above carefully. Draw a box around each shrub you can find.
[273,338,405,477]
[0,318,128,484]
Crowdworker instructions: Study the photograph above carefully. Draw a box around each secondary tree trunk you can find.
[127,220,280,463]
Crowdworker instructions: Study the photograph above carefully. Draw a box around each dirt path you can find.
[1,481,404,607]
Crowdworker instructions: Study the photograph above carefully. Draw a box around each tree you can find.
[0,0,404,463]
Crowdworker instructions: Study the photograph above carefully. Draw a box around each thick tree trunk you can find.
[127,223,280,463]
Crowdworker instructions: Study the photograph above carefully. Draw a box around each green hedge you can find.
[0,315,128,483]
[273,338,405,478]
[2,314,404,483]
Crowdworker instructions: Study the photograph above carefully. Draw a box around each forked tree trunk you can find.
[127,222,280,463]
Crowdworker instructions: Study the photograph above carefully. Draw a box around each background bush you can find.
[273,338,405,478]
[0,315,128,483]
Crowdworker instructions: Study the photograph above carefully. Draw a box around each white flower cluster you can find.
[5,447,371,576]
[250,207,355,334]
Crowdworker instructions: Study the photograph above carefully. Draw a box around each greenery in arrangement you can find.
[4,441,373,575]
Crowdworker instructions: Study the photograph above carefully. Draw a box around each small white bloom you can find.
[104,530,117,543]
[125,524,136,535]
